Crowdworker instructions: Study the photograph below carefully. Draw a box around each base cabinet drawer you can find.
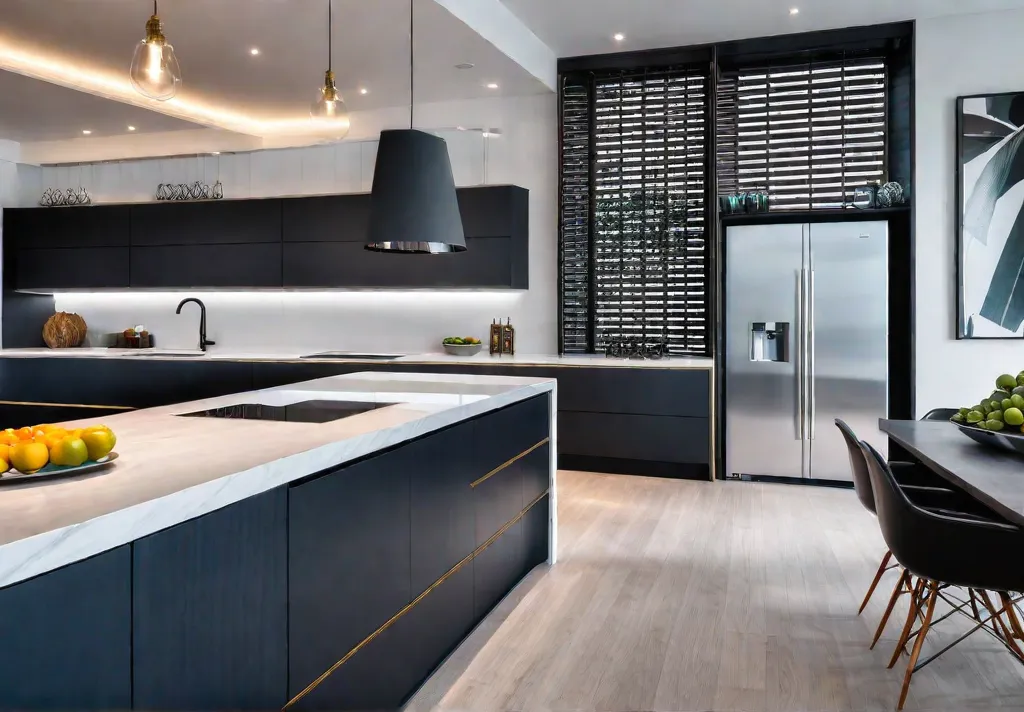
[559,411,709,464]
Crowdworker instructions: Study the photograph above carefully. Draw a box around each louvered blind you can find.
[716,55,887,210]
[559,66,709,356]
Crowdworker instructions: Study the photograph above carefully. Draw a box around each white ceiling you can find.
[0,0,550,143]
[500,0,1024,56]
[0,69,205,141]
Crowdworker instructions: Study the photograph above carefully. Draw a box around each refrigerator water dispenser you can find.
[750,322,789,362]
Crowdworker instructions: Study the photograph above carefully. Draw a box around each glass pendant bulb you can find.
[129,3,181,101]
[310,70,349,135]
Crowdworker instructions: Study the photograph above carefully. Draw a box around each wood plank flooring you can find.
[405,470,1024,712]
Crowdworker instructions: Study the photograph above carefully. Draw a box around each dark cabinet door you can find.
[0,358,252,408]
[555,368,711,417]
[559,411,710,463]
[251,362,362,389]
[410,419,476,593]
[473,517,525,620]
[131,243,282,288]
[282,194,370,243]
[295,561,475,712]
[457,185,528,238]
[0,404,130,430]
[133,488,288,710]
[288,449,412,704]
[6,205,130,249]
[14,247,130,290]
[283,237,514,288]
[522,492,550,574]
[130,199,282,245]
[0,546,132,710]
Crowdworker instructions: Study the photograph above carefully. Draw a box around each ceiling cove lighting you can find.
[309,0,349,137]
[366,0,465,255]
[129,0,182,101]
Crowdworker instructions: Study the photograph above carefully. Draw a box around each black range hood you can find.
[365,129,466,254]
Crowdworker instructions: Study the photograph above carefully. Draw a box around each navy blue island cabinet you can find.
[0,394,551,711]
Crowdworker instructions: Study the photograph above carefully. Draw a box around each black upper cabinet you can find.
[131,243,282,288]
[282,194,370,243]
[4,186,528,291]
[283,186,529,289]
[130,199,283,245]
[5,205,129,249]
[15,247,130,290]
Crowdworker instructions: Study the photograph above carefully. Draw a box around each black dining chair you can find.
[921,408,959,421]
[860,441,1024,710]
[834,420,1002,624]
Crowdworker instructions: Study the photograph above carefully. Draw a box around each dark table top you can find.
[880,419,1024,527]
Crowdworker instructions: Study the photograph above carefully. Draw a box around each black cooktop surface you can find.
[177,399,398,424]
[300,352,403,360]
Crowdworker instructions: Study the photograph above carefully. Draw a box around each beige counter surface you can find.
[0,371,556,588]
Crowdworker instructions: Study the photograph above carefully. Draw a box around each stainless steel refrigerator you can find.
[724,220,889,482]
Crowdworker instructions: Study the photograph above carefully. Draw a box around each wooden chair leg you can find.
[860,549,894,615]
[979,591,1024,662]
[872,569,910,650]
[898,579,939,711]
[889,576,925,669]
[1000,592,1024,640]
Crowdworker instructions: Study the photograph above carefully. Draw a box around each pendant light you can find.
[366,0,465,254]
[309,0,349,136]
[129,0,182,101]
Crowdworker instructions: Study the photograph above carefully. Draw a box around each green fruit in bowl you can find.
[990,410,1005,422]
[967,410,984,424]
[1002,398,1013,410]
[1005,407,1024,426]
[997,374,1018,390]
[987,419,1006,431]
[952,413,965,423]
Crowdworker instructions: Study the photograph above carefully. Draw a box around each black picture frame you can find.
[956,90,1024,339]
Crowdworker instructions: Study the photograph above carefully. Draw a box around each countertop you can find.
[0,371,556,589]
[0,348,714,369]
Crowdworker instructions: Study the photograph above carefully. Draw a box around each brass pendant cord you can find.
[327,0,333,73]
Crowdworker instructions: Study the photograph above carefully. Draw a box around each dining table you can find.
[880,419,1024,527]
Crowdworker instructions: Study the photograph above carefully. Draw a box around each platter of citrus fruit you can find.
[0,423,118,485]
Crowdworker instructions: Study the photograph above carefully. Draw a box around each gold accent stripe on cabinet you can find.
[283,488,551,710]
[470,437,550,489]
[0,399,135,411]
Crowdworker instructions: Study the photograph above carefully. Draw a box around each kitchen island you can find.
[0,371,555,711]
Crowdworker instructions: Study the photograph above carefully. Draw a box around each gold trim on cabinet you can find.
[470,437,550,489]
[0,400,135,411]
[283,488,551,710]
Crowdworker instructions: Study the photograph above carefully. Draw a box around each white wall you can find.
[37,94,557,354]
[916,9,1024,415]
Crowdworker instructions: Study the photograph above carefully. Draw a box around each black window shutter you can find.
[559,66,710,357]
[716,53,888,210]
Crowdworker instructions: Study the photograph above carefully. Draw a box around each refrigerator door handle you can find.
[809,269,816,440]
[794,272,802,440]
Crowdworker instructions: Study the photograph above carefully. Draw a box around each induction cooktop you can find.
[178,399,398,424]
[299,352,403,360]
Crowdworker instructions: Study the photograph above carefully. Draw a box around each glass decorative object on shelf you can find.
[39,187,91,207]
[155,181,223,201]
[129,0,181,101]
[876,182,906,208]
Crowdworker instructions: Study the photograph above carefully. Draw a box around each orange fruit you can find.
[0,445,10,466]
[0,459,8,475]
[10,441,49,473]
[15,426,34,441]
[0,430,18,447]
[84,425,116,449]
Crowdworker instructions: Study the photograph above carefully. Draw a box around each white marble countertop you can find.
[0,371,556,589]
[0,347,714,370]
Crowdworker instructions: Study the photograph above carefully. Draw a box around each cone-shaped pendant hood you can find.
[365,129,466,254]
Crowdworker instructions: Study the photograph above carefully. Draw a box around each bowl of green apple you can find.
[951,372,1024,454]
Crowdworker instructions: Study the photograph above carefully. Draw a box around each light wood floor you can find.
[406,470,1024,712]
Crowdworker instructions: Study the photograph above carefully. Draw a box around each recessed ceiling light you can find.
[82,129,92,135]
[127,125,136,131]
[211,151,221,155]
[613,32,625,41]
[455,62,475,70]
[789,7,800,14]
[486,82,499,89]
[359,87,368,95]
[250,47,260,56]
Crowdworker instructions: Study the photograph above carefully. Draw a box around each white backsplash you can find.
[24,94,557,354]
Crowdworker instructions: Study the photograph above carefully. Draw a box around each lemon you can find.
[81,430,115,461]
[50,437,88,467]
[0,460,8,475]
[10,441,48,473]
